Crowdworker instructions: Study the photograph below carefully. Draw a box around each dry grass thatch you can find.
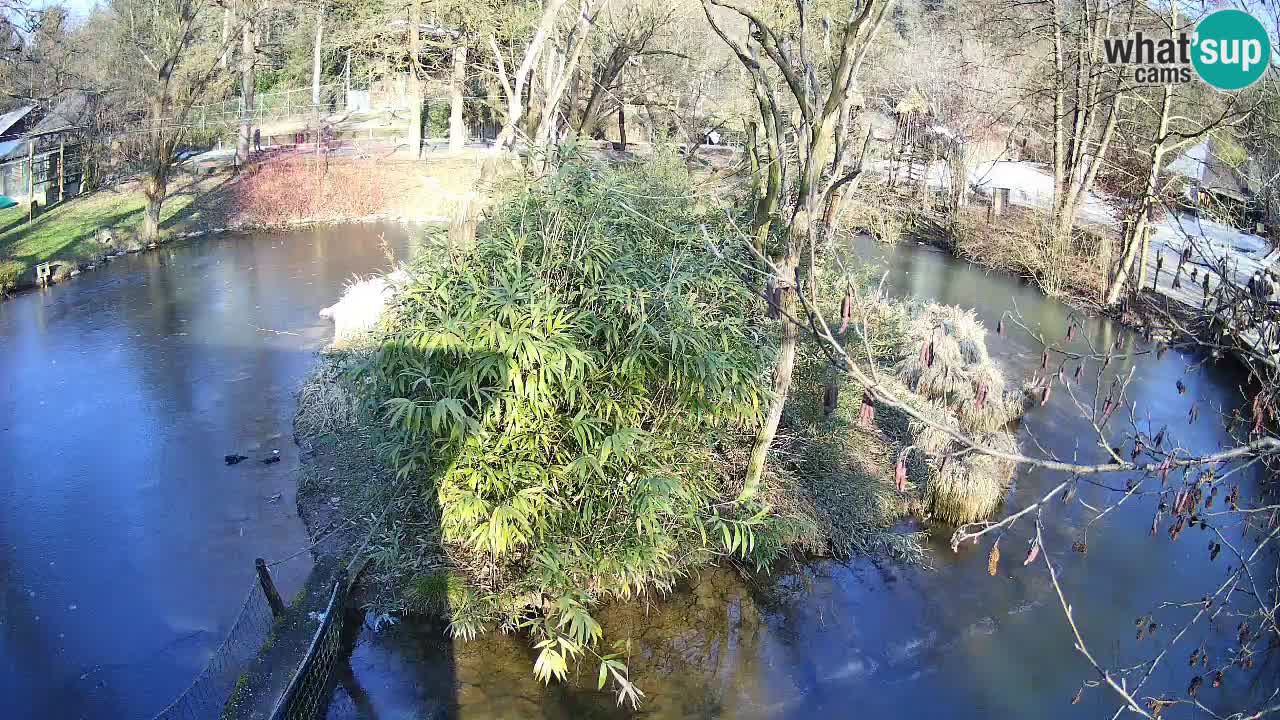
[892,302,1026,525]
[906,397,960,456]
[924,433,1019,525]
[295,351,369,441]
[896,303,1024,434]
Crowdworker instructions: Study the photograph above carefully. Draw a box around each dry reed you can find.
[893,302,1026,525]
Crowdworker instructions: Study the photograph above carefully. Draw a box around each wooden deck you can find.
[1145,231,1278,366]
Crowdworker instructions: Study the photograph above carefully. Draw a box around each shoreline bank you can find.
[1,153,485,300]
[904,218,1257,363]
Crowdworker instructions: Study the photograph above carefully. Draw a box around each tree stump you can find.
[448,193,479,253]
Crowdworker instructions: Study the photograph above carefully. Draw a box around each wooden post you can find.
[617,104,627,151]
[26,139,34,222]
[988,187,1009,222]
[314,105,321,158]
[255,558,286,617]
[57,140,65,203]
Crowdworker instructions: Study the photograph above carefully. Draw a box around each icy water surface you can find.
[0,224,418,718]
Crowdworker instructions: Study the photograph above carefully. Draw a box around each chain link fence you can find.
[191,85,350,130]
[269,572,350,720]
[148,579,276,720]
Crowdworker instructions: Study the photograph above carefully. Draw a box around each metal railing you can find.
[190,85,350,129]
[268,571,350,720]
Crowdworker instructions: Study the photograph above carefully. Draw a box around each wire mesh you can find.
[149,579,276,720]
[270,576,349,720]
[191,85,350,127]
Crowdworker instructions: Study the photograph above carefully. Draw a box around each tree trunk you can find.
[1135,223,1150,291]
[741,177,820,501]
[749,109,782,256]
[616,105,626,150]
[740,253,798,501]
[407,0,422,158]
[142,85,172,245]
[615,76,626,151]
[1097,230,1114,290]
[311,10,324,107]
[449,44,467,152]
[1104,14,1174,306]
[534,42,559,154]
[221,6,233,69]
[236,17,256,167]
[142,171,166,243]
[575,48,627,138]
[489,0,569,155]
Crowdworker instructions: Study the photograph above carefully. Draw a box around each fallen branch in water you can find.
[250,324,301,336]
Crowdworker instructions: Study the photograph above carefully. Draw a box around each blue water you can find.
[0,224,412,719]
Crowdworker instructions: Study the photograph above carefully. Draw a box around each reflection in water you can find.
[332,237,1276,719]
[0,225,414,719]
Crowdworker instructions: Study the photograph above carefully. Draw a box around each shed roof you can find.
[0,93,92,162]
[1166,138,1259,202]
[28,92,90,136]
[0,105,35,139]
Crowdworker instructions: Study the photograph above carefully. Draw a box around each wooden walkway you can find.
[1146,229,1278,365]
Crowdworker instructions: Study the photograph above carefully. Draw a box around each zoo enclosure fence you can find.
[148,560,355,720]
[148,577,276,720]
[268,571,351,720]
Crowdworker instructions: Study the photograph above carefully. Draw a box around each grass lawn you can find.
[0,153,491,293]
[0,180,202,274]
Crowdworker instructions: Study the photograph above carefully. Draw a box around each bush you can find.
[951,206,1106,299]
[233,157,391,226]
[363,154,777,704]
[0,260,21,294]
[842,183,909,244]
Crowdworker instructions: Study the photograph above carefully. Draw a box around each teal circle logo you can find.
[1192,9,1271,91]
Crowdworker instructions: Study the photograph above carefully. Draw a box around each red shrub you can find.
[233,155,391,226]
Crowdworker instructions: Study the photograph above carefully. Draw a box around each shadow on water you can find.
[322,235,1277,719]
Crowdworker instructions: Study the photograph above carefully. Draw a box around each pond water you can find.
[0,224,417,719]
[328,237,1278,718]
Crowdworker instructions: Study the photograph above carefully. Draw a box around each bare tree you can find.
[702,0,895,500]
[110,0,245,241]
[1102,7,1257,305]
[449,40,466,151]
[311,4,324,106]
[487,0,603,154]
[235,0,258,166]
[571,2,674,139]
